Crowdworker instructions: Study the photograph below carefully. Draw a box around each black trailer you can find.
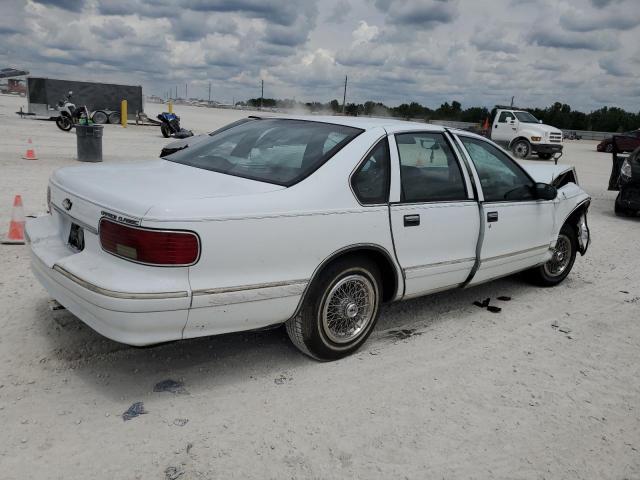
[27,77,143,121]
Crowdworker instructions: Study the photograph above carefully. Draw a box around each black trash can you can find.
[75,124,104,162]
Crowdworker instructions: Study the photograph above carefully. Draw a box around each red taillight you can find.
[99,218,199,266]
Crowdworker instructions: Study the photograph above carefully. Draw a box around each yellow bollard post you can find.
[121,100,127,128]
[168,101,173,114]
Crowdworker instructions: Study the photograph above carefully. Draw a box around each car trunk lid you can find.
[49,160,285,232]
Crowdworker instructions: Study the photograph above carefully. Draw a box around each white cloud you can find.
[0,0,638,111]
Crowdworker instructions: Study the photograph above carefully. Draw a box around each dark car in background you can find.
[608,136,640,217]
[598,130,640,153]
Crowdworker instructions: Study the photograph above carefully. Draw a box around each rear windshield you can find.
[167,118,363,186]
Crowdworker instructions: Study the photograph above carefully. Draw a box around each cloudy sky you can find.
[1,0,639,111]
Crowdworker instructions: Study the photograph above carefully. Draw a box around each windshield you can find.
[514,111,539,123]
[167,118,363,186]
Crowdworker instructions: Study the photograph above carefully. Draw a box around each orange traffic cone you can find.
[22,138,38,160]
[2,195,26,245]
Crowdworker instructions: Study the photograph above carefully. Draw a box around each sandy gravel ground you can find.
[1,94,639,479]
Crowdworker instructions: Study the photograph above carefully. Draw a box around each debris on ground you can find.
[153,379,188,395]
[122,402,148,421]
[173,418,189,427]
[274,374,293,385]
[473,297,507,313]
[387,328,422,340]
[164,466,185,480]
[48,299,65,311]
[473,298,491,308]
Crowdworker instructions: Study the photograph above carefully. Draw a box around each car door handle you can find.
[487,211,499,223]
[404,214,420,227]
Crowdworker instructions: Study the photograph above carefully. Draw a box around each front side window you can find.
[459,136,535,202]
[351,139,390,204]
[167,119,363,186]
[396,132,467,203]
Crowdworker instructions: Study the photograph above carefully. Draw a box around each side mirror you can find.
[539,120,543,124]
[534,182,557,200]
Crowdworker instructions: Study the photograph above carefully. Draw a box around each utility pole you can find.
[175,85,178,99]
[510,96,514,107]
[208,81,211,103]
[342,75,347,114]
[260,79,264,110]
[185,83,188,99]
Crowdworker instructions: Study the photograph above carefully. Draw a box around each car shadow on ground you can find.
[37,275,534,400]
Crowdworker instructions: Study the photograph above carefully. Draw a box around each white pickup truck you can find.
[489,108,563,160]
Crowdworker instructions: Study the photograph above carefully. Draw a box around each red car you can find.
[597,130,640,153]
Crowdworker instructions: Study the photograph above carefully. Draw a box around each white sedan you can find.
[26,116,591,360]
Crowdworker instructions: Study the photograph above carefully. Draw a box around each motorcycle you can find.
[157,112,193,139]
[55,91,90,131]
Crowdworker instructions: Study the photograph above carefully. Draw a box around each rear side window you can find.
[498,111,515,123]
[351,139,390,204]
[396,132,467,203]
[167,119,363,186]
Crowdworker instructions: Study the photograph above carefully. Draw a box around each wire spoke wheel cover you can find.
[321,274,376,344]
[544,234,572,277]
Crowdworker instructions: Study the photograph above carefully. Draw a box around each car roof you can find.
[253,114,447,133]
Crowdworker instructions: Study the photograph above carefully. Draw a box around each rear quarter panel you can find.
[141,128,401,335]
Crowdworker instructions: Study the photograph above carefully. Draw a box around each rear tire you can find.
[161,124,171,138]
[56,116,72,131]
[108,112,120,124]
[605,143,613,153]
[526,224,577,286]
[285,256,382,361]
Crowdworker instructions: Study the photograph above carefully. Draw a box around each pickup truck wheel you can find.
[526,224,577,286]
[511,139,531,159]
[285,256,381,361]
[538,153,552,160]
[605,144,613,153]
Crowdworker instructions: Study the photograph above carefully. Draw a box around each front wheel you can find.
[285,256,381,361]
[526,224,577,286]
[56,116,73,131]
[160,124,171,138]
[605,143,613,153]
[538,152,552,160]
[511,139,531,159]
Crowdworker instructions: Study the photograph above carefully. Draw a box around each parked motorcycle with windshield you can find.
[55,91,90,131]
